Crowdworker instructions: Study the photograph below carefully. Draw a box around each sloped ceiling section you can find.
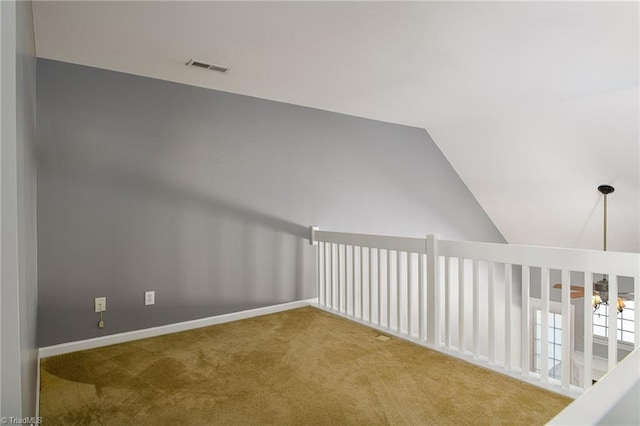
[32,1,639,252]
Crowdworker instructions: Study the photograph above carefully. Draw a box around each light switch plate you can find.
[145,291,155,306]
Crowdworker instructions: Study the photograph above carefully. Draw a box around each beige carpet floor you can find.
[40,306,571,425]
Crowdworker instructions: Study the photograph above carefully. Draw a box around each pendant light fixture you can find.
[593,185,625,313]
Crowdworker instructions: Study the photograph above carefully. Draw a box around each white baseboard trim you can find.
[38,298,318,359]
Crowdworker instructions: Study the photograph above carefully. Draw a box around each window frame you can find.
[530,299,575,378]
[592,299,635,351]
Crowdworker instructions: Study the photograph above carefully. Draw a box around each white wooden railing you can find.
[548,346,640,424]
[309,227,640,396]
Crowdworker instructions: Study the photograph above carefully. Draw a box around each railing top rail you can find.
[548,347,640,425]
[313,229,640,277]
[314,230,426,254]
[439,239,640,277]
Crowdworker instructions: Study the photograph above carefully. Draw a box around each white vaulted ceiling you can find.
[32,1,640,252]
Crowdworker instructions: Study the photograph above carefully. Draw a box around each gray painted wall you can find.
[37,58,504,346]
[0,0,38,417]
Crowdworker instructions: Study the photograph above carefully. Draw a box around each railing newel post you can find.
[309,226,319,245]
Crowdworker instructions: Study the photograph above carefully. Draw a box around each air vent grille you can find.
[209,64,229,73]
[186,59,230,73]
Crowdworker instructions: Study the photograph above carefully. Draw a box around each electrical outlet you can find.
[95,297,106,313]
[145,291,155,306]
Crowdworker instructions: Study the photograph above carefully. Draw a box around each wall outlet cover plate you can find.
[94,297,106,313]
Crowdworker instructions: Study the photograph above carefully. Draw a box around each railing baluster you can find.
[351,245,356,317]
[324,242,329,308]
[377,248,382,325]
[387,250,392,329]
[338,244,343,312]
[321,243,325,308]
[488,262,495,365]
[343,244,347,313]
[335,244,339,311]
[359,246,364,320]
[635,276,640,350]
[473,259,480,360]
[407,253,412,338]
[368,247,373,323]
[607,273,618,372]
[561,269,570,390]
[329,243,334,309]
[541,266,550,384]
[419,253,425,342]
[521,265,530,378]
[341,245,345,313]
[344,245,348,314]
[505,263,512,370]
[459,257,465,355]
[341,244,349,315]
[397,251,402,333]
[445,256,451,348]
[318,242,323,306]
[583,271,593,389]
[328,244,332,309]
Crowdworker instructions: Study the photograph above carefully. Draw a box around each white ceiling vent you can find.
[185,59,229,73]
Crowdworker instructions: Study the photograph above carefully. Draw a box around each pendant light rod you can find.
[598,185,614,251]
[604,194,607,251]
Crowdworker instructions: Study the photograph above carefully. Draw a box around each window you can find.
[530,300,574,381]
[593,300,635,345]
[533,310,563,380]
